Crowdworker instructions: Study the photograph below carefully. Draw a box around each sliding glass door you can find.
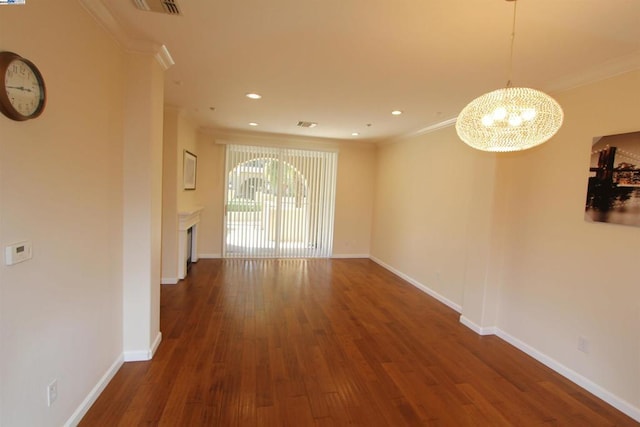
[223,144,337,258]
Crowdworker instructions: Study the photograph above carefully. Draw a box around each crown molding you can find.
[78,0,174,70]
[410,117,458,137]
[153,45,175,70]
[546,50,640,94]
[379,116,458,145]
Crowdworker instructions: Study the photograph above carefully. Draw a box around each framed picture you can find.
[585,130,640,227]
[183,150,197,190]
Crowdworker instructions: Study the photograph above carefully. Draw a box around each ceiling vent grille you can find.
[133,0,182,15]
[297,121,318,128]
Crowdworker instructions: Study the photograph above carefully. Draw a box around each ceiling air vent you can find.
[133,0,182,15]
[297,121,318,128]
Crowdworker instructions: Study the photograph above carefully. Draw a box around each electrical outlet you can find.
[577,336,590,354]
[47,380,58,407]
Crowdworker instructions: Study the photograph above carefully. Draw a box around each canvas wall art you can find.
[585,130,640,227]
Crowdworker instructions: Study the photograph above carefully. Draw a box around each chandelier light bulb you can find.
[508,114,522,127]
[493,107,507,120]
[522,108,536,121]
[481,115,494,127]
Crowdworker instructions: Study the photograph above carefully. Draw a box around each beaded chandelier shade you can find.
[456,0,563,152]
[456,86,563,152]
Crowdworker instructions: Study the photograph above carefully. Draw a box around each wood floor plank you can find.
[79,259,639,426]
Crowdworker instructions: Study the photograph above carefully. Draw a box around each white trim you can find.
[400,117,458,141]
[369,256,462,313]
[154,44,175,71]
[198,253,222,259]
[79,0,174,70]
[64,354,124,427]
[547,50,640,94]
[150,331,162,357]
[123,332,162,362]
[377,116,458,147]
[331,253,370,259]
[459,315,497,336]
[78,0,129,45]
[123,350,151,362]
[495,329,640,422]
[178,207,205,231]
[161,277,179,285]
[178,207,204,279]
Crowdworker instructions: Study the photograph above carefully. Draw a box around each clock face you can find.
[0,51,46,121]
[5,59,43,117]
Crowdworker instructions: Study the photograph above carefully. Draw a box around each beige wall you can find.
[371,71,640,416]
[177,114,200,211]
[333,144,376,257]
[121,52,165,360]
[495,70,640,411]
[2,2,637,424]
[195,134,226,257]
[0,2,125,426]
[371,126,496,308]
[161,108,179,281]
[161,108,200,281]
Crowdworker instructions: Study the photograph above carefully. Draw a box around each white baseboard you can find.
[123,332,162,362]
[331,253,370,259]
[64,354,123,427]
[459,315,497,336]
[369,257,640,422]
[198,253,221,259]
[151,331,162,357]
[495,329,640,422]
[161,277,178,285]
[369,256,462,313]
[123,350,151,362]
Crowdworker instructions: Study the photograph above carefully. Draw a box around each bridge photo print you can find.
[586,130,640,227]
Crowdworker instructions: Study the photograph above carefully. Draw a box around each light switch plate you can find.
[5,240,32,265]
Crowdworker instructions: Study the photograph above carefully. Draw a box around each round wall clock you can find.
[0,51,46,121]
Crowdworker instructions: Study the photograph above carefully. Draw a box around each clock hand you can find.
[6,85,33,92]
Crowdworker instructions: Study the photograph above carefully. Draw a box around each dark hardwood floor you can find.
[80,259,638,426]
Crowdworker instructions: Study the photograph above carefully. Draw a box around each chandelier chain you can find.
[507,0,518,88]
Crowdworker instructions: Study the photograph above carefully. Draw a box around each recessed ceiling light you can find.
[391,110,403,116]
[352,132,359,136]
[246,93,262,100]
[249,122,259,126]
[297,121,317,128]
[209,107,216,111]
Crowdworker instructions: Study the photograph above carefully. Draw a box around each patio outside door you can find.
[223,144,337,258]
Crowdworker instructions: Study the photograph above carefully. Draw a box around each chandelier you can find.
[455,0,563,152]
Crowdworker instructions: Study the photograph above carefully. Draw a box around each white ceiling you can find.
[96,0,640,143]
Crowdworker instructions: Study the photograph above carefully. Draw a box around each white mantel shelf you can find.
[178,206,204,231]
[177,207,204,280]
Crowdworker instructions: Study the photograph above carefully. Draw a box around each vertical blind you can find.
[224,144,337,258]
